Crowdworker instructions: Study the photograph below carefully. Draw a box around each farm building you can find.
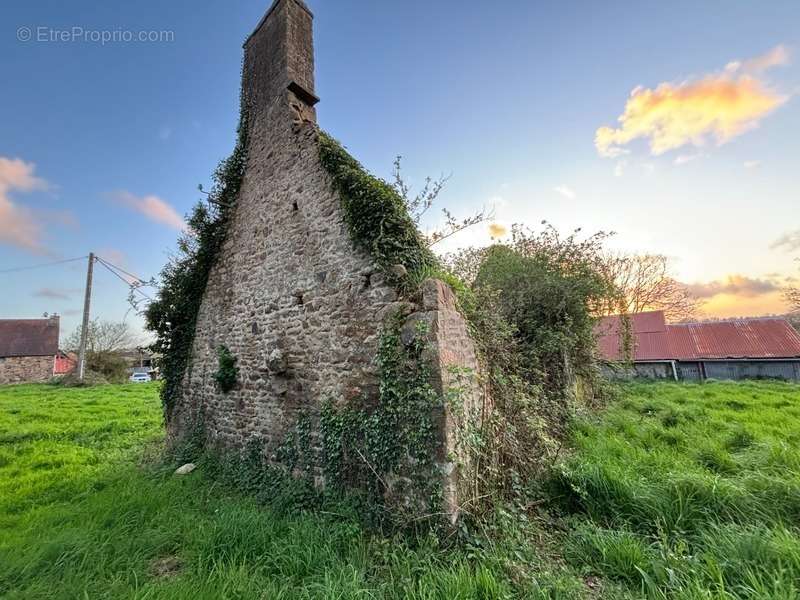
[0,316,65,384]
[596,311,800,381]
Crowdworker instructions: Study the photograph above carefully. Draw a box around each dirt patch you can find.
[150,555,182,579]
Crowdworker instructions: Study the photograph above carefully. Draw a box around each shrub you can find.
[473,225,618,398]
[213,346,238,393]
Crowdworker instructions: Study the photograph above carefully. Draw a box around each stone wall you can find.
[0,355,54,385]
[171,0,487,522]
[172,0,399,450]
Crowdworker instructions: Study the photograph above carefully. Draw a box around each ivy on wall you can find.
[320,315,444,531]
[213,345,239,393]
[145,90,249,418]
[318,132,438,281]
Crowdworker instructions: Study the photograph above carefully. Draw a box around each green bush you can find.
[213,346,238,393]
[473,226,617,397]
[86,351,129,383]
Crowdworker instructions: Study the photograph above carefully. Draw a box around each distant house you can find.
[0,316,62,384]
[596,310,800,382]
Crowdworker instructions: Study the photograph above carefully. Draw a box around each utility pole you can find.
[77,252,95,380]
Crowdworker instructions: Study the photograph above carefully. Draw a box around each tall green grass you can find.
[4,380,797,598]
[0,383,587,599]
[556,380,800,598]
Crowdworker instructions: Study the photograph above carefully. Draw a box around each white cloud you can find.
[614,160,627,177]
[674,154,701,165]
[554,185,576,200]
[771,230,800,252]
[743,160,762,169]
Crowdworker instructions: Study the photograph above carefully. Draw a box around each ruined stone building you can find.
[171,0,486,522]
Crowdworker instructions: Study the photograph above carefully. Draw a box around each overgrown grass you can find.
[555,380,800,599]
[4,380,797,598]
[0,383,588,599]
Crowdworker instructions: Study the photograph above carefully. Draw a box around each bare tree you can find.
[64,319,140,354]
[786,259,800,315]
[392,156,489,247]
[788,286,800,311]
[601,253,701,322]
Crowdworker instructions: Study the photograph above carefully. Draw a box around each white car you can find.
[129,372,150,383]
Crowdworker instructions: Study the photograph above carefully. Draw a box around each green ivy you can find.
[317,132,438,281]
[145,87,249,418]
[319,315,445,531]
[213,345,238,393]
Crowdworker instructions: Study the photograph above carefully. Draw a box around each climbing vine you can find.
[320,315,445,531]
[145,86,249,418]
[318,132,438,283]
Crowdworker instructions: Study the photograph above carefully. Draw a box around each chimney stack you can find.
[243,0,319,126]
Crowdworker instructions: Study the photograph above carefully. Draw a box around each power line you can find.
[95,255,147,285]
[0,255,88,275]
[95,258,153,300]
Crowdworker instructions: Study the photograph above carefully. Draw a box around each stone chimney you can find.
[243,0,319,127]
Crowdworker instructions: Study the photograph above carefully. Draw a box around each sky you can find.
[1,0,799,341]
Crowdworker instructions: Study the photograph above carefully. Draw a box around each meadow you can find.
[0,380,798,598]
[557,380,800,598]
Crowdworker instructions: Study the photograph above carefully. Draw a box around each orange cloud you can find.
[488,223,508,238]
[687,274,781,299]
[685,274,792,318]
[702,291,789,319]
[0,157,50,254]
[115,191,186,231]
[596,46,789,157]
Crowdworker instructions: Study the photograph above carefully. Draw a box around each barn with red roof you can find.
[596,310,800,381]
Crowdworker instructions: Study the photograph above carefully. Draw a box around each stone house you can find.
[0,316,61,384]
[170,0,487,523]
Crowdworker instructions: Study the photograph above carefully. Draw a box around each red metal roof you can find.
[0,317,60,357]
[596,311,800,362]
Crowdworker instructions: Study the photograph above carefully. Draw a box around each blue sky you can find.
[1,0,799,340]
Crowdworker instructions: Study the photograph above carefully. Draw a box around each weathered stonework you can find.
[172,0,487,522]
[0,355,54,385]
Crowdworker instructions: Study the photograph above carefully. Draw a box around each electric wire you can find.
[0,255,88,275]
[95,257,153,300]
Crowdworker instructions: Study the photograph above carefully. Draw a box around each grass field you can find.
[0,380,798,598]
[0,383,582,599]
[557,380,800,599]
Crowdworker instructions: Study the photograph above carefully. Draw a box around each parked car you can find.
[129,372,150,383]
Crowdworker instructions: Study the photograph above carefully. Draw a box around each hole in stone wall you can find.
[292,200,299,211]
